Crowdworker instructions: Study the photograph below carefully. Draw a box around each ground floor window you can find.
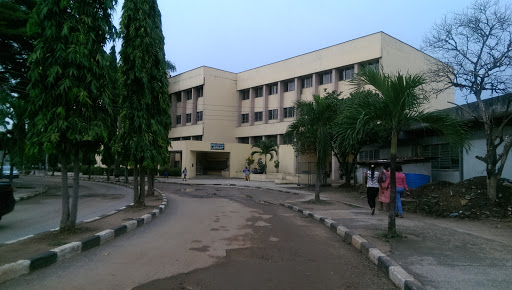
[422,143,460,170]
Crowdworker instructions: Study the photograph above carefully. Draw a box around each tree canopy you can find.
[118,0,172,205]
[422,0,512,200]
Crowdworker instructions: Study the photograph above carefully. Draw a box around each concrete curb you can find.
[281,203,425,290]
[14,186,48,202]
[0,183,167,285]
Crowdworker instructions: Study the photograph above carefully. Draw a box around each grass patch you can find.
[377,230,406,242]
[302,199,332,205]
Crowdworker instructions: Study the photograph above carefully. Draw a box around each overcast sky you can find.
[114,0,488,76]
[113,0,511,104]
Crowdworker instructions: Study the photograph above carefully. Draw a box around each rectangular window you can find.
[255,87,263,98]
[176,95,182,102]
[269,83,278,95]
[268,109,278,120]
[283,107,295,118]
[252,136,263,144]
[363,59,379,71]
[186,90,192,100]
[339,66,354,81]
[176,115,181,125]
[238,137,250,144]
[254,111,263,122]
[186,113,191,123]
[319,71,332,85]
[422,144,459,170]
[302,76,312,88]
[192,135,203,141]
[241,90,250,100]
[241,113,249,124]
[196,111,203,121]
[283,134,294,145]
[284,80,295,92]
[198,86,203,97]
[358,149,380,161]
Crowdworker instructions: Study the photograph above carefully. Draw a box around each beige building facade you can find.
[167,32,454,181]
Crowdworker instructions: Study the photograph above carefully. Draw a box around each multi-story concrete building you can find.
[167,32,453,181]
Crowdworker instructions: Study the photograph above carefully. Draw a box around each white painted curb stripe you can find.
[52,242,82,261]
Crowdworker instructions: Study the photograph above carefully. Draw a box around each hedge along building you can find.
[167,32,453,181]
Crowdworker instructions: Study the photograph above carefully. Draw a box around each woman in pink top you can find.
[395,165,409,218]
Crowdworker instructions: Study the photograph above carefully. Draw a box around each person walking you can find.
[365,164,379,215]
[182,167,187,181]
[378,164,390,211]
[395,165,409,218]
[243,167,251,181]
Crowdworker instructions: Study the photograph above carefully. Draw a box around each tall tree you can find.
[0,0,35,172]
[343,68,470,236]
[250,140,278,174]
[118,0,172,205]
[286,92,341,201]
[333,90,388,185]
[422,0,512,200]
[27,0,116,231]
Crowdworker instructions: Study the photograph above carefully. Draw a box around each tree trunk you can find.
[60,155,70,230]
[487,174,498,201]
[107,165,111,181]
[114,157,120,181]
[88,164,91,180]
[67,152,80,229]
[147,171,154,196]
[387,131,398,236]
[124,166,128,183]
[139,167,146,205]
[315,161,322,201]
[133,163,139,204]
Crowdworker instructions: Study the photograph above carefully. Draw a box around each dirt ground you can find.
[405,176,512,220]
[0,194,163,266]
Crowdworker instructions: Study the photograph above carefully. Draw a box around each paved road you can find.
[0,176,132,244]
[2,183,395,289]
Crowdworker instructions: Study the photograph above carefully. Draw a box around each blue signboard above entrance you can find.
[211,143,225,150]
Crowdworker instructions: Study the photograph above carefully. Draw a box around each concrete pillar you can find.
[295,77,301,103]
[312,73,318,95]
[192,88,198,125]
[249,88,255,126]
[331,154,341,186]
[332,68,338,93]
[278,81,284,122]
[263,85,269,124]
[237,91,242,127]
[181,91,186,126]
[171,94,177,128]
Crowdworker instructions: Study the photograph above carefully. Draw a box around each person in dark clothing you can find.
[365,164,380,215]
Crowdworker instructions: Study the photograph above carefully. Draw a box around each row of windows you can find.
[237,134,293,145]
[170,136,203,141]
[241,107,295,123]
[175,86,204,102]
[176,111,203,125]
[241,60,379,98]
[358,143,460,170]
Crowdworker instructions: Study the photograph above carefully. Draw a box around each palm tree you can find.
[340,68,470,236]
[250,140,278,174]
[286,92,341,201]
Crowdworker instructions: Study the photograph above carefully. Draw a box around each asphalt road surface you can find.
[0,176,133,244]
[2,183,395,289]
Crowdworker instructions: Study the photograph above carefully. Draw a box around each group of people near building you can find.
[365,163,409,217]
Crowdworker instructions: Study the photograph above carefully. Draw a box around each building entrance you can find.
[195,152,230,175]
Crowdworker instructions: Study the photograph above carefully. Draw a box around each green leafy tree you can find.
[250,140,278,174]
[27,0,117,231]
[422,0,512,201]
[118,0,172,205]
[286,91,341,200]
[343,68,470,236]
[0,0,36,173]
